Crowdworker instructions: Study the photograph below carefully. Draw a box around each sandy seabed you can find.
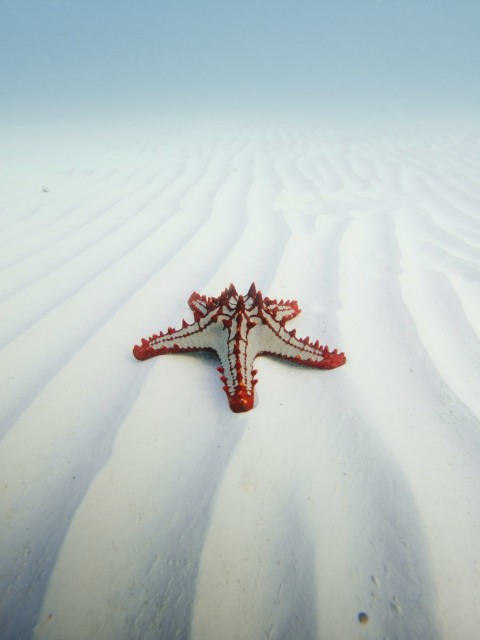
[1,119,480,640]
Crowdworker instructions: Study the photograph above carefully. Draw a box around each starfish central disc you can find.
[133,283,346,412]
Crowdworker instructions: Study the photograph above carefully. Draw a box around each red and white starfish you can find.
[133,283,346,412]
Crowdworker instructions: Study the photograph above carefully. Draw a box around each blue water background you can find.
[1,0,479,123]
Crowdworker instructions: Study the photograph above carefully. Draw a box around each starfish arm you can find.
[214,337,259,413]
[254,322,346,369]
[263,297,301,323]
[133,316,222,360]
[188,284,238,322]
[188,293,211,322]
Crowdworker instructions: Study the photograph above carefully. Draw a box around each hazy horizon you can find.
[1,0,480,124]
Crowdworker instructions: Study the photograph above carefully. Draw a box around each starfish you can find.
[133,283,346,412]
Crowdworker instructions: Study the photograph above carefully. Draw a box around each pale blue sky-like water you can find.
[1,1,479,123]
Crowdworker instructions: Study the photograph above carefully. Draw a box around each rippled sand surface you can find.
[1,121,479,640]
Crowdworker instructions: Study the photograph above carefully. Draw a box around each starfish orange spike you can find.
[133,283,346,412]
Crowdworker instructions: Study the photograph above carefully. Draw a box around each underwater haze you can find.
[1,0,480,123]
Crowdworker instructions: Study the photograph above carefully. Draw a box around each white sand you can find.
[1,119,480,639]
